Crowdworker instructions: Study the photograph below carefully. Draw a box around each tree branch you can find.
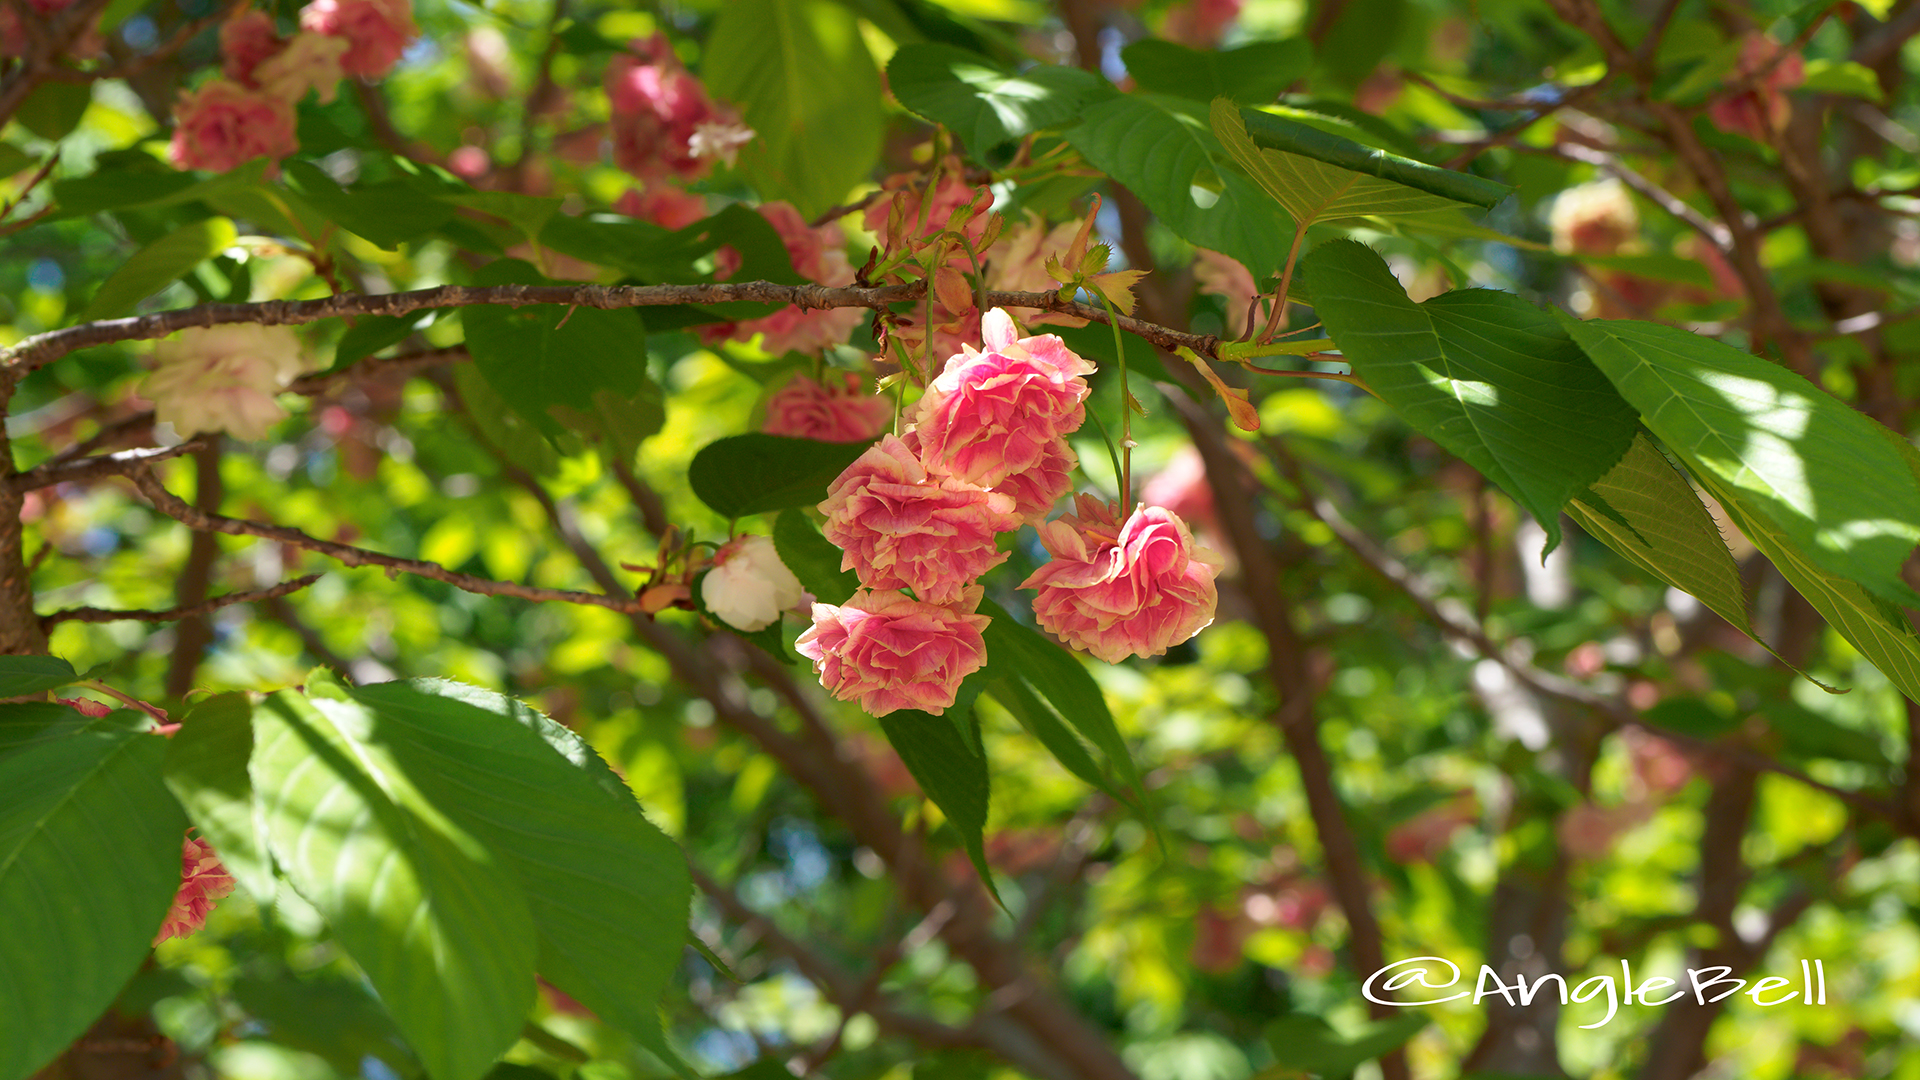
[9,440,207,491]
[41,573,324,628]
[0,281,1223,382]
[129,467,651,615]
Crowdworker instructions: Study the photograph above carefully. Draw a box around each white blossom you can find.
[702,535,803,632]
[144,325,308,442]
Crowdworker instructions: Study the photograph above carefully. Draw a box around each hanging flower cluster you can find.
[606,34,754,181]
[153,832,237,946]
[169,1,417,172]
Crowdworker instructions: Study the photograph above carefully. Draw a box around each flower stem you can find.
[1098,289,1132,507]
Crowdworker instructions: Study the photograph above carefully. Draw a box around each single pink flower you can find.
[763,371,891,443]
[914,308,1096,489]
[796,586,991,717]
[821,434,1018,604]
[1020,496,1223,663]
[614,183,709,229]
[153,833,237,945]
[703,201,863,356]
[299,0,417,80]
[995,436,1078,525]
[604,34,749,180]
[1707,34,1805,141]
[168,79,299,173]
[220,9,283,85]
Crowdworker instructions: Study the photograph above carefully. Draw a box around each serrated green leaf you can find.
[251,691,536,1080]
[347,680,695,1079]
[705,0,885,218]
[773,509,859,605]
[877,708,999,904]
[1121,39,1311,106]
[1567,432,1757,644]
[689,434,875,518]
[1558,314,1920,610]
[76,217,237,322]
[162,694,275,902]
[0,723,184,1080]
[461,259,651,442]
[0,654,76,698]
[980,600,1140,798]
[1301,241,1638,552]
[887,43,1111,153]
[1064,93,1290,277]
[1694,468,1920,705]
[1213,101,1492,229]
[548,384,666,468]
[984,677,1119,800]
[231,974,422,1078]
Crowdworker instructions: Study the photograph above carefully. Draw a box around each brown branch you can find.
[41,573,324,628]
[0,0,116,129]
[164,444,224,696]
[9,440,206,491]
[0,280,1223,382]
[129,468,651,615]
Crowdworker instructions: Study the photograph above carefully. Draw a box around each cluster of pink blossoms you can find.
[169,1,417,172]
[762,371,893,443]
[797,309,1224,717]
[703,202,866,357]
[606,34,754,182]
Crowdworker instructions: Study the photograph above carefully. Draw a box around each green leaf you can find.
[1236,103,1510,210]
[1121,39,1312,106]
[1557,314,1920,609]
[1642,697,1740,739]
[1213,101,1500,230]
[773,509,859,605]
[251,691,536,1080]
[1693,467,1920,706]
[1313,0,1406,87]
[980,600,1140,798]
[0,722,184,1080]
[548,384,666,468]
[455,365,560,477]
[283,161,456,250]
[1760,701,1886,766]
[162,694,275,902]
[540,205,802,328]
[438,190,564,243]
[460,259,651,442]
[16,81,91,142]
[1567,432,1763,650]
[75,217,238,322]
[983,677,1118,800]
[0,702,90,760]
[706,0,886,218]
[887,43,1111,153]
[347,680,694,1079]
[1801,59,1884,102]
[0,144,36,178]
[1262,1013,1428,1075]
[231,974,421,1078]
[1300,241,1639,552]
[1064,93,1291,277]
[689,434,875,519]
[0,654,76,698]
[877,708,999,903]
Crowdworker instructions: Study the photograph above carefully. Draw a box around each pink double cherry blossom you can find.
[1023,496,1224,664]
[797,587,992,718]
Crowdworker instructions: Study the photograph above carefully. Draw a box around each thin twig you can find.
[1,280,1224,381]
[41,573,324,627]
[130,468,652,615]
[9,440,207,492]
